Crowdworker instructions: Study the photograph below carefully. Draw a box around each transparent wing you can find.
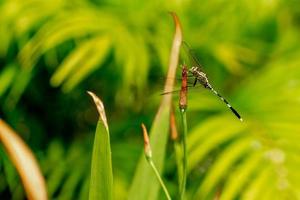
[182,41,205,72]
[160,83,204,95]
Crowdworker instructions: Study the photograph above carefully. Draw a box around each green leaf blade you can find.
[128,13,182,200]
[88,92,113,200]
[128,106,170,200]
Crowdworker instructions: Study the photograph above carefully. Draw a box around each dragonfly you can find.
[164,41,243,121]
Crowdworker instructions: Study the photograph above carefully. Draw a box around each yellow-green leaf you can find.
[128,13,182,200]
[88,91,113,200]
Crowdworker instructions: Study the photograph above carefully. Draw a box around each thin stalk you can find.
[179,64,188,199]
[170,106,183,186]
[148,159,172,200]
[180,109,188,200]
[141,124,172,200]
[174,142,183,186]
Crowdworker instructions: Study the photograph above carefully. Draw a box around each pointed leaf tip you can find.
[141,123,152,159]
[87,91,108,131]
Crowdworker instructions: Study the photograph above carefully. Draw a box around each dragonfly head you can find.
[189,66,211,88]
[190,66,198,73]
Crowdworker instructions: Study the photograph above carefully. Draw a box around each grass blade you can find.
[87,91,113,200]
[0,119,48,200]
[141,124,172,200]
[170,107,183,187]
[128,12,182,200]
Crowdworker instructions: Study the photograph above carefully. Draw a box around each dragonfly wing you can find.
[160,83,207,95]
[182,41,205,72]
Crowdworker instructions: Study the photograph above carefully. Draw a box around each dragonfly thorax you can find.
[189,66,210,88]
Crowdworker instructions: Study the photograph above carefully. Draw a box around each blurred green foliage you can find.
[0,0,300,199]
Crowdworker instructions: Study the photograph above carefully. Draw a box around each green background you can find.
[0,0,299,199]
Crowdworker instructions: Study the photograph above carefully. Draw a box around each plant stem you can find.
[148,159,172,200]
[180,109,188,200]
[174,141,183,186]
[170,107,183,186]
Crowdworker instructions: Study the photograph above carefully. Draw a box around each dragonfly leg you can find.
[193,78,198,87]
